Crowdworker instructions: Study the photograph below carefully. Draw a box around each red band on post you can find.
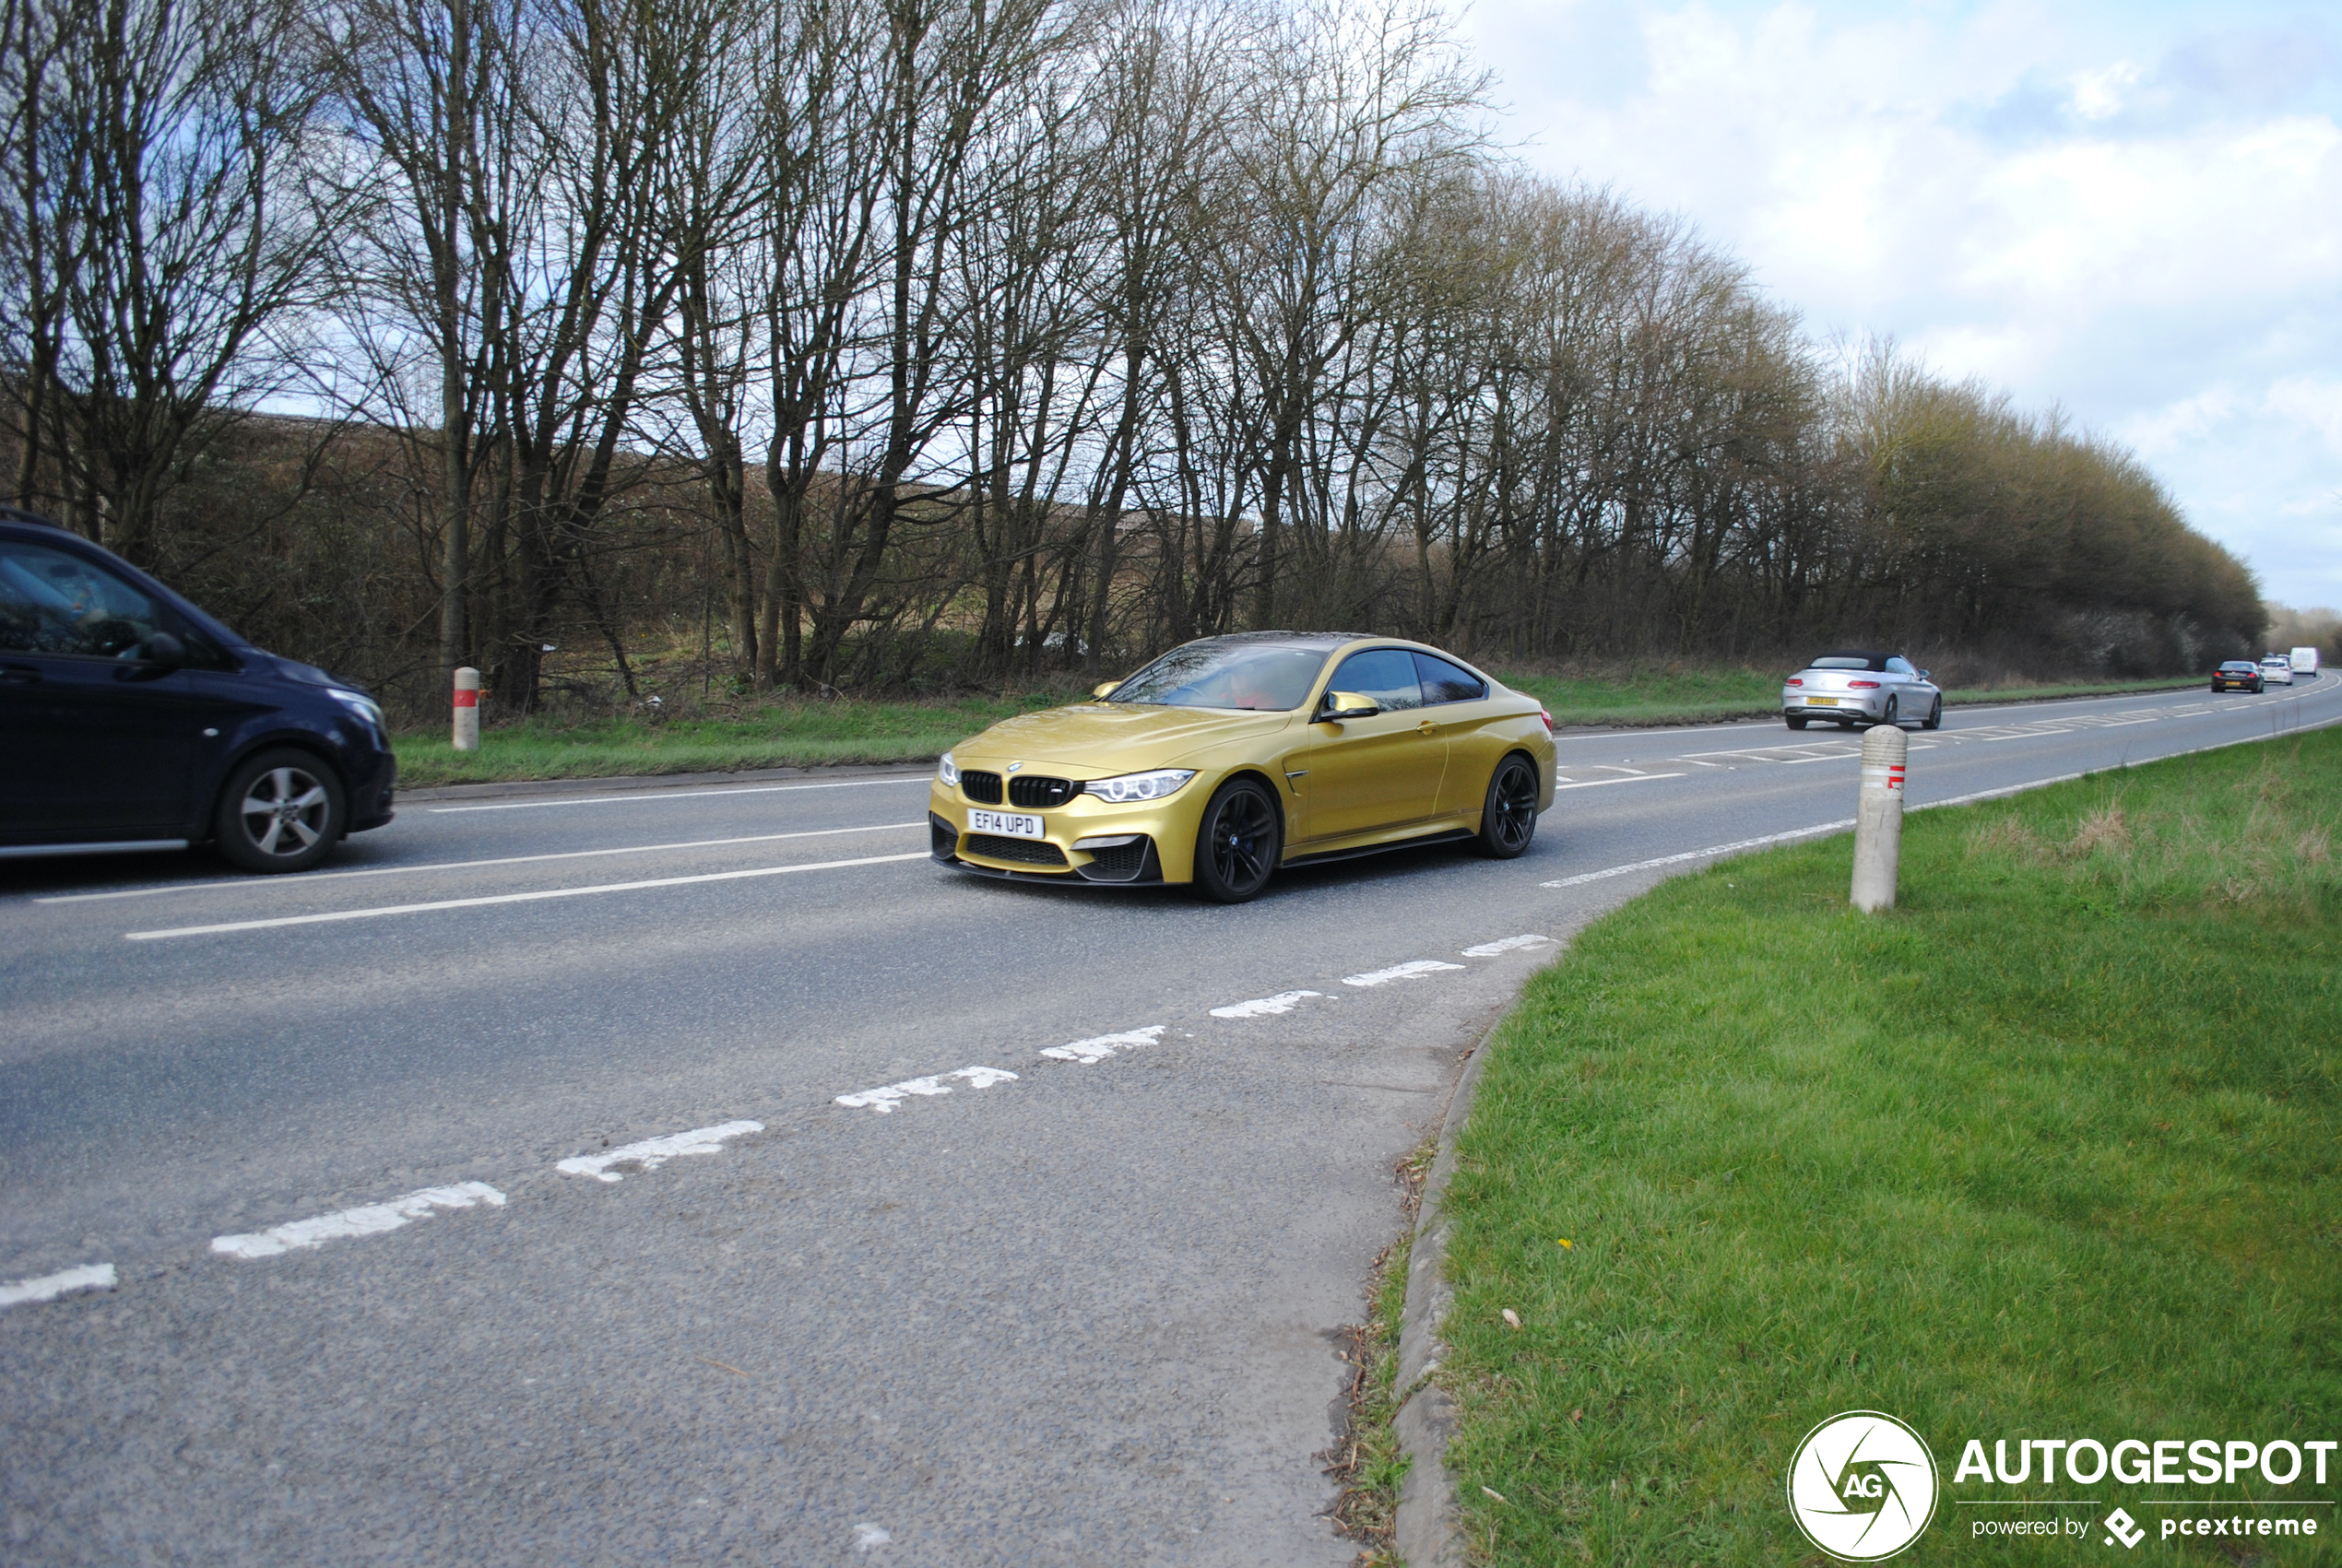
[453,690,479,708]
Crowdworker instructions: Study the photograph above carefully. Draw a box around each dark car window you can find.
[1328,648,1423,712]
[1107,641,1330,711]
[1413,651,1488,704]
[1887,656,1915,676]
[1809,652,1887,671]
[2219,661,2257,672]
[0,538,161,658]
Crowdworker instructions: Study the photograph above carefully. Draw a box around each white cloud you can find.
[1458,0,2342,605]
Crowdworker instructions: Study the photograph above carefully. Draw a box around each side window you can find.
[1413,652,1488,704]
[1328,648,1422,712]
[1887,656,1914,676]
[0,539,161,658]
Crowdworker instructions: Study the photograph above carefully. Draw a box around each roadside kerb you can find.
[1385,701,2342,1567]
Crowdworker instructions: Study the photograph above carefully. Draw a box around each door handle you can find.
[1417,719,1438,736]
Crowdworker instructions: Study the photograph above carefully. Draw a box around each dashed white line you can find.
[556,1120,765,1182]
[835,1066,1020,1112]
[39,821,927,904]
[0,1262,118,1308]
[1344,960,1467,987]
[1039,1026,1165,1064]
[1553,772,1686,791]
[1461,935,1553,958]
[210,1182,506,1260]
[427,776,932,812]
[1209,991,1323,1019]
[123,852,931,940]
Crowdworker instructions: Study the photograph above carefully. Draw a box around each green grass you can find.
[394,669,2208,787]
[1435,727,2342,1564]
[392,691,1072,787]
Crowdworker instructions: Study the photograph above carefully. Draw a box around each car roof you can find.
[1805,648,1896,669]
[1181,630,1379,650]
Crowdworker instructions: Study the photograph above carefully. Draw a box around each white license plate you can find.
[969,808,1044,839]
[1805,696,1839,706]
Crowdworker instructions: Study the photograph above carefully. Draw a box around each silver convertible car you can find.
[1781,649,1942,730]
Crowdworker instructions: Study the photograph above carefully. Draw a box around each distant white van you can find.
[2293,646,2322,678]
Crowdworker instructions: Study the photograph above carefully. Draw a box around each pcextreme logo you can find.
[1788,1411,1942,1561]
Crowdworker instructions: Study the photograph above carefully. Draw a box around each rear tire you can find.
[1190,778,1281,903]
[214,749,346,873]
[1785,714,1808,731]
[1476,754,1539,859]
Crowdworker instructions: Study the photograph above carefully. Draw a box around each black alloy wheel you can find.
[1882,693,1899,726]
[1922,695,1943,730]
[1476,755,1539,859]
[215,748,346,873]
[1190,778,1281,903]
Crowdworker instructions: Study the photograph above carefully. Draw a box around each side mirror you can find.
[1320,690,1379,721]
[120,631,185,677]
[1916,669,1930,682]
[1091,679,1120,700]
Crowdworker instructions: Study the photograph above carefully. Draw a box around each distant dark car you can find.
[1780,649,1942,731]
[0,509,395,871]
[2211,660,2264,694]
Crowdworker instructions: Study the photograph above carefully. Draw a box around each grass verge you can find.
[1328,1140,1437,1565]
[394,671,2215,787]
[1434,726,2342,1564]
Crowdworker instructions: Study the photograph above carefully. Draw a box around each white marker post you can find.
[452,666,480,751]
[1850,723,1907,913]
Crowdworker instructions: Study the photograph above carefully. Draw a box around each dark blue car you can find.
[0,508,396,872]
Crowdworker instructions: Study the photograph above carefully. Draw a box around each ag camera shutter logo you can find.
[1787,1410,1940,1560]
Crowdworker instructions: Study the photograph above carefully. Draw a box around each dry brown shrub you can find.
[2064,802,2134,859]
[1965,816,2048,862]
[2295,825,2333,867]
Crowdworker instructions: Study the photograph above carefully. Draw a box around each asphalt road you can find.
[4,677,2337,1565]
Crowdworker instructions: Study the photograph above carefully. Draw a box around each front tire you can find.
[1476,755,1539,858]
[1190,778,1281,903]
[214,749,346,873]
[1922,696,1942,730]
[1882,694,1899,726]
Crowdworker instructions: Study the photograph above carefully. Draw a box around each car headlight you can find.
[1084,768,1196,803]
[938,751,959,785]
[326,688,385,736]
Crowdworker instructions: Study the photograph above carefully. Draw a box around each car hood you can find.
[955,703,1296,772]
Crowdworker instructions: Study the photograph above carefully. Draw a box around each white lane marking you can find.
[1344,960,1467,987]
[557,1120,764,1182]
[853,1523,892,1551]
[836,1066,1019,1113]
[1542,820,1857,888]
[427,776,932,812]
[1209,991,1323,1019]
[39,822,927,904]
[210,1182,506,1260]
[0,1262,118,1308]
[1461,935,1553,958]
[1038,1026,1165,1064]
[123,852,930,940]
[1553,772,1686,792]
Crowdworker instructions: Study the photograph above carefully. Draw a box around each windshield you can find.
[1808,654,1885,671]
[1106,642,1331,711]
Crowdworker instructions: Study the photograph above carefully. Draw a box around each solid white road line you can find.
[210,1183,505,1260]
[427,776,933,812]
[39,822,929,904]
[0,1262,118,1308]
[1209,991,1322,1019]
[556,1120,764,1183]
[123,851,932,940]
[1541,820,1857,888]
[835,1066,1020,1112]
[1344,960,1466,987]
[1552,772,1686,792]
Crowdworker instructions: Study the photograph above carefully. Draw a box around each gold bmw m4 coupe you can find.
[928,632,1557,902]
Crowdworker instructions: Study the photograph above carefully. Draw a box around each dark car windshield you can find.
[2220,661,2258,671]
[1808,652,1888,671]
[1107,642,1331,711]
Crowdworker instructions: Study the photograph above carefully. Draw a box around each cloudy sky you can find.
[1456,0,2342,612]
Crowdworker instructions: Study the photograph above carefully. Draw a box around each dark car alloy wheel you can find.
[1478,755,1538,858]
[1882,693,1899,726]
[1922,695,1943,730]
[215,749,346,873]
[1191,778,1280,903]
